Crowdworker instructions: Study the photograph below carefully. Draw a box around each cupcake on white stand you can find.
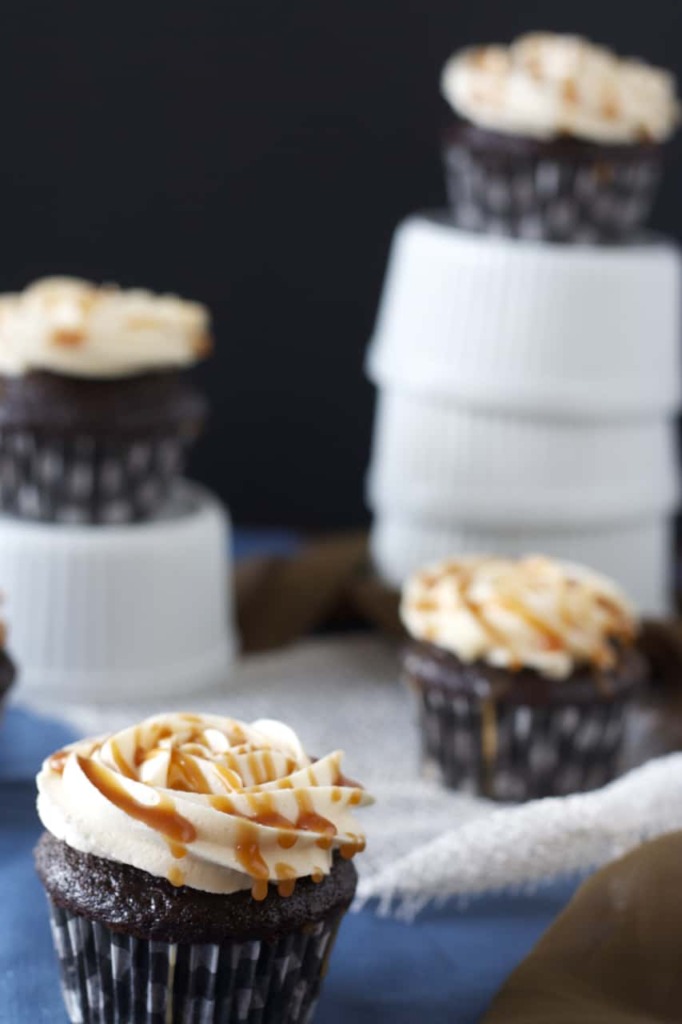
[0,277,236,703]
[366,35,681,614]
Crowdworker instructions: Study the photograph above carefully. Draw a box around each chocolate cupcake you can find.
[440,33,679,241]
[401,555,647,801]
[36,712,371,1024]
[0,603,16,714]
[0,277,211,523]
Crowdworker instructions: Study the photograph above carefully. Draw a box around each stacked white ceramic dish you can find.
[5,482,237,703]
[366,214,682,613]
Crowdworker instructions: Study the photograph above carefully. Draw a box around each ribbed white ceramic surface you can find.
[366,214,682,418]
[370,513,673,614]
[367,390,679,526]
[1,482,236,702]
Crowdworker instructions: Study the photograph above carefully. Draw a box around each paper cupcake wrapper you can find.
[0,428,191,523]
[366,215,682,419]
[48,900,345,1024]
[442,140,662,242]
[414,683,630,801]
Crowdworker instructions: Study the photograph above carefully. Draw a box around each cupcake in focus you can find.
[440,33,679,241]
[36,712,371,1024]
[0,277,211,523]
[401,555,647,801]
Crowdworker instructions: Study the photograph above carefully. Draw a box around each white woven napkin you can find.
[23,635,682,916]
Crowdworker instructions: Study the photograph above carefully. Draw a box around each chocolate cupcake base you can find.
[36,834,357,1024]
[0,371,206,524]
[48,901,344,1024]
[443,117,662,243]
[405,642,646,801]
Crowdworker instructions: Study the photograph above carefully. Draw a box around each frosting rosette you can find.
[441,32,679,144]
[401,555,637,680]
[0,277,212,378]
[37,712,371,899]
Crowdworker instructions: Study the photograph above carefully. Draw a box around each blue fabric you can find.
[0,706,580,1023]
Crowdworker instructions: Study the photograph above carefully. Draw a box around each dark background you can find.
[1,1,680,528]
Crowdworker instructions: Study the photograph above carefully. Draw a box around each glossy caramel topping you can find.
[402,555,637,680]
[40,713,370,900]
[77,755,197,845]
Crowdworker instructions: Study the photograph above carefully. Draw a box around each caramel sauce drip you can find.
[168,842,187,860]
[295,791,337,841]
[108,740,136,780]
[331,788,342,803]
[480,697,499,797]
[234,821,269,879]
[312,869,324,884]
[251,878,269,901]
[48,750,70,775]
[275,863,297,899]
[340,835,366,859]
[77,755,197,845]
[52,327,85,348]
[167,750,212,794]
[497,596,565,653]
[167,865,185,888]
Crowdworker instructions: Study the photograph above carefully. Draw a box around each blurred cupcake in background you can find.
[440,33,679,241]
[0,277,211,523]
[0,598,16,715]
[401,555,647,801]
[36,711,370,1024]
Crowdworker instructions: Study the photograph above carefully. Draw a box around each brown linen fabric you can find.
[483,830,682,1023]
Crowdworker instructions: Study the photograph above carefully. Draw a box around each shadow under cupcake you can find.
[0,277,210,524]
[440,33,679,242]
[401,555,648,801]
[35,712,371,1024]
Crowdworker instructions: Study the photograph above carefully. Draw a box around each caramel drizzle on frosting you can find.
[53,714,368,901]
[402,556,637,678]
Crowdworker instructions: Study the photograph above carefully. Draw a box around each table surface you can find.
[0,528,581,1023]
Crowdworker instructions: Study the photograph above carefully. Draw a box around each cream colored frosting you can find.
[401,555,637,679]
[0,277,211,378]
[441,33,679,144]
[37,712,371,898]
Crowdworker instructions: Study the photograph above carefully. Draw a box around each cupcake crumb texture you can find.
[441,33,679,144]
[401,555,637,679]
[0,277,212,378]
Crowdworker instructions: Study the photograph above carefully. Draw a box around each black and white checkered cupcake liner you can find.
[47,900,345,1024]
[0,428,191,524]
[442,141,662,242]
[415,684,630,801]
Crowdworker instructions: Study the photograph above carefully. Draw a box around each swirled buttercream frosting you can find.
[37,712,371,900]
[0,277,211,378]
[441,33,679,144]
[401,556,637,680]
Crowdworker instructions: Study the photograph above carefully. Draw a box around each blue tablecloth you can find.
[0,706,580,1024]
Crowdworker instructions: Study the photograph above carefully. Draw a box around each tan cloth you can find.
[483,830,682,1023]
[235,532,402,651]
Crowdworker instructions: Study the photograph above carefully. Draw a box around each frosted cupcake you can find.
[35,712,370,1024]
[401,555,647,801]
[440,33,679,241]
[0,277,211,523]
[0,602,16,714]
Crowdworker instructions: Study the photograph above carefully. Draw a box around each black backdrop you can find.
[1,1,680,527]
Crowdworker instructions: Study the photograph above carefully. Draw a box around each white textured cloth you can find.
[23,635,681,914]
